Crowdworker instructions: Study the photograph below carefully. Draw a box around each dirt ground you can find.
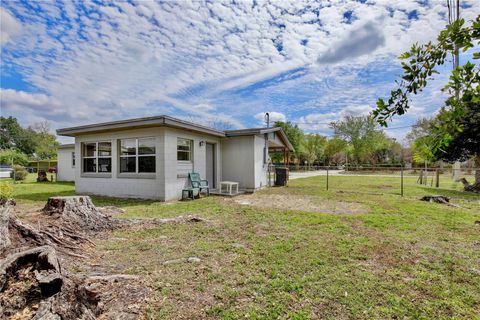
[230,193,369,215]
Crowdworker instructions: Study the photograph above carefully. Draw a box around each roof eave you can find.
[57,116,225,137]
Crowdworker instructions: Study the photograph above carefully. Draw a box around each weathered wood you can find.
[457,178,480,193]
[0,200,15,251]
[43,196,113,230]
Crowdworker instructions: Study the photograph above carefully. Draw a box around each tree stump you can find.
[0,200,16,251]
[43,196,113,231]
[37,170,49,182]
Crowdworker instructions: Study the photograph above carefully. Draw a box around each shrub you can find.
[0,149,29,166]
[0,182,13,202]
[10,165,28,181]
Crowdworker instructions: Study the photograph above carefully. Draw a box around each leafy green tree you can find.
[0,149,30,166]
[374,16,480,190]
[30,121,59,160]
[373,17,479,124]
[0,117,58,160]
[0,116,36,155]
[274,121,304,163]
[324,137,348,165]
[331,115,390,165]
[302,134,327,166]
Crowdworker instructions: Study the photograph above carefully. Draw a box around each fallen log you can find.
[420,195,458,207]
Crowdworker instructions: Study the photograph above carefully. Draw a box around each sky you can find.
[0,0,479,143]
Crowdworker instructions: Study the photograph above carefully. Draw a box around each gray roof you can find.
[57,115,293,151]
[57,115,225,137]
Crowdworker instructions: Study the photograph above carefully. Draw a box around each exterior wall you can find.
[73,127,221,201]
[57,147,75,181]
[74,127,165,200]
[253,134,268,189]
[163,128,222,201]
[221,136,256,190]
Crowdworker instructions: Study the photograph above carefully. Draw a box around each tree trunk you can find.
[458,155,480,192]
[475,155,480,185]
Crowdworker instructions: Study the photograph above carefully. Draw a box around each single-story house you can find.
[56,115,293,201]
[57,144,75,181]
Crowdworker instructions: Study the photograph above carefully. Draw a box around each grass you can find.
[4,174,480,319]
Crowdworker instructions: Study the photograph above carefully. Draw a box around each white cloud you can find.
[0,0,478,133]
[0,8,22,45]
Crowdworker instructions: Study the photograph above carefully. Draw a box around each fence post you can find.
[401,165,404,197]
[435,169,439,188]
[419,170,423,185]
[326,167,329,191]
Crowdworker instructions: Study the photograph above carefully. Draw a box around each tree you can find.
[324,137,348,165]
[0,117,36,155]
[302,134,327,166]
[373,15,480,191]
[331,115,391,165]
[30,122,59,160]
[0,149,29,166]
[274,121,304,162]
[0,117,58,160]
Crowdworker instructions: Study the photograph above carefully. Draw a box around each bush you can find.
[0,182,13,202]
[0,149,29,166]
[10,165,28,181]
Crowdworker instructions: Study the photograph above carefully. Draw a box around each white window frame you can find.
[81,141,112,174]
[177,138,193,162]
[119,137,156,174]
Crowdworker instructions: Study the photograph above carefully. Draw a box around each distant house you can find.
[57,115,293,201]
[57,144,75,182]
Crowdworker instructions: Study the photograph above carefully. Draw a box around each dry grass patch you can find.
[231,193,369,215]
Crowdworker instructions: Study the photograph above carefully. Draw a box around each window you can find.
[177,138,192,161]
[119,138,156,173]
[72,152,75,167]
[82,142,111,173]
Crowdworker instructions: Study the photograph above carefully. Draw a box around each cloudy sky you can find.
[1,0,478,143]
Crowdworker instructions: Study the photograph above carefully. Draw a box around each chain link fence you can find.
[267,164,479,202]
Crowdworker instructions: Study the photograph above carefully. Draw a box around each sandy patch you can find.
[231,194,368,214]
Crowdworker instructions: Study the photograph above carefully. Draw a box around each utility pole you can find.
[448,0,461,176]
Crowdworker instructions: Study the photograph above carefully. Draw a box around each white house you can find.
[57,143,75,181]
[57,115,293,201]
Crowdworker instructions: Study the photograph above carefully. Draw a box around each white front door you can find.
[206,143,215,188]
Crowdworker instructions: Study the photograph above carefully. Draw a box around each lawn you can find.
[4,174,480,319]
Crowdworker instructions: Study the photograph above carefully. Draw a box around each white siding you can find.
[57,148,75,181]
[74,127,164,200]
[254,134,268,189]
[163,128,221,201]
[221,136,256,190]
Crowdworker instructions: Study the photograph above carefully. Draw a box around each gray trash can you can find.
[275,167,289,186]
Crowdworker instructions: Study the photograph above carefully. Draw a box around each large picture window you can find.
[177,138,192,161]
[119,138,156,173]
[82,142,111,173]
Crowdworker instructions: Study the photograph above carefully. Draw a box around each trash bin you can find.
[275,167,289,186]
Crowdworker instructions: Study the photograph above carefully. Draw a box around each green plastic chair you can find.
[189,172,210,196]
